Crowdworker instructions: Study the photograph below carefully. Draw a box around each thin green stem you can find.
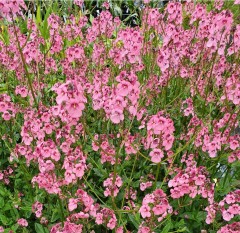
[154,162,161,189]
[58,197,65,227]
[83,176,105,205]
[11,14,38,107]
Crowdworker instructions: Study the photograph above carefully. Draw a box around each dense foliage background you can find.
[0,0,239,233]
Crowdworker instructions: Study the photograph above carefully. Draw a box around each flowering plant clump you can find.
[0,0,240,232]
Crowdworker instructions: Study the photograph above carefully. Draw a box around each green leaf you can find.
[89,14,94,24]
[51,209,60,222]
[19,19,28,34]
[35,223,49,233]
[161,220,172,233]
[0,214,10,225]
[10,208,19,220]
[175,219,185,228]
[196,211,206,222]
[0,26,9,45]
[41,7,51,39]
[113,4,122,17]
[93,168,104,178]
[3,203,11,211]
[132,180,140,188]
[36,4,42,25]
[128,213,140,229]
[178,227,188,232]
[0,197,4,208]
[20,206,32,211]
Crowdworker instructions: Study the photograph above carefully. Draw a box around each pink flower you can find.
[15,86,28,98]
[140,182,147,191]
[32,201,43,218]
[208,149,217,158]
[139,204,151,218]
[35,210,42,218]
[195,175,206,186]
[107,217,117,230]
[110,109,124,124]
[96,213,103,224]
[73,163,85,178]
[19,87,28,98]
[152,204,167,215]
[116,226,124,233]
[230,140,239,150]
[102,2,110,9]
[117,81,132,97]
[0,102,7,112]
[74,0,84,7]
[143,0,151,4]
[17,218,28,227]
[228,154,236,163]
[103,174,122,197]
[2,112,11,121]
[64,171,76,184]
[170,188,182,199]
[167,3,176,14]
[226,194,236,204]
[138,225,151,233]
[149,149,164,163]
[222,210,234,221]
[22,135,33,146]
[228,204,240,215]
[163,134,174,150]
[217,222,240,233]
[116,176,123,187]
[140,181,152,191]
[68,198,78,211]
[66,99,85,118]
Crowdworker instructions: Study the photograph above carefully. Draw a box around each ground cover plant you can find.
[0,0,240,232]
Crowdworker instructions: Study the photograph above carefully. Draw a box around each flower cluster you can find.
[50,221,83,233]
[0,0,26,20]
[0,166,13,185]
[0,94,16,121]
[140,179,153,192]
[32,201,43,218]
[53,80,87,120]
[68,189,95,214]
[181,98,194,117]
[168,154,214,204]
[139,189,172,222]
[146,112,175,160]
[219,190,240,221]
[87,10,115,43]
[205,189,240,225]
[17,218,28,227]
[110,28,143,66]
[103,173,123,197]
[193,113,239,159]
[217,222,240,233]
[90,70,141,124]
[95,208,117,230]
